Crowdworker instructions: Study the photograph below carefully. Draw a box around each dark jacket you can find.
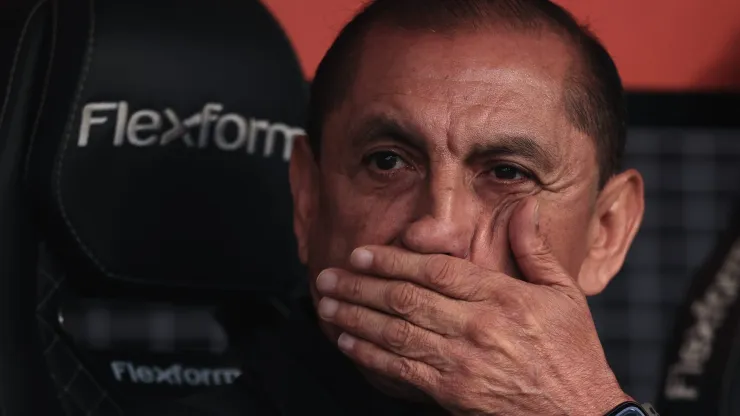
[131,299,439,415]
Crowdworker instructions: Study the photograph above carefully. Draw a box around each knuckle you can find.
[426,255,455,288]
[527,232,554,258]
[533,237,553,257]
[497,291,524,313]
[347,276,364,299]
[383,319,414,349]
[387,283,421,317]
[388,250,403,274]
[516,236,552,265]
[390,357,416,381]
[510,309,540,336]
[466,270,493,298]
[491,284,523,308]
[464,314,497,347]
[341,305,364,331]
[505,292,539,326]
[492,290,539,328]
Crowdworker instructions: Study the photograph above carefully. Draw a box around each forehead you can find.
[354,25,575,94]
[325,26,586,155]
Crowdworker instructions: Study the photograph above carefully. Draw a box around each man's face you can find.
[290,25,642,393]
[302,26,599,288]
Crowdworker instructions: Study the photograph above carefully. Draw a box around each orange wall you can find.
[263,0,740,91]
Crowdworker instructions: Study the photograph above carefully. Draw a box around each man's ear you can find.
[289,135,320,265]
[578,169,644,295]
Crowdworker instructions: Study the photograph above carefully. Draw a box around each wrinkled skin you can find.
[290,25,644,416]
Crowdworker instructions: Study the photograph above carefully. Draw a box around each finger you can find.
[317,297,449,366]
[335,332,441,394]
[315,269,467,336]
[349,246,490,300]
[508,197,574,289]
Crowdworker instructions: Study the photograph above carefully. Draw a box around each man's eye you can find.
[491,165,528,181]
[368,151,409,171]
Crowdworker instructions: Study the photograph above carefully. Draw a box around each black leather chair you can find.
[0,0,307,414]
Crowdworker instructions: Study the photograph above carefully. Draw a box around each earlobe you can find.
[578,169,645,295]
[289,135,319,264]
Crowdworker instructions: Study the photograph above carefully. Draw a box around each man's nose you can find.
[399,174,478,259]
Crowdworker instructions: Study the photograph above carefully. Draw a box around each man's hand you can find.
[314,198,631,416]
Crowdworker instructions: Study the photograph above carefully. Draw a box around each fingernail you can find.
[533,200,540,233]
[337,332,356,351]
[351,248,374,269]
[318,297,339,319]
[316,270,338,293]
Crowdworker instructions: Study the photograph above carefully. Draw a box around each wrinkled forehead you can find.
[352,25,573,105]
[325,27,582,156]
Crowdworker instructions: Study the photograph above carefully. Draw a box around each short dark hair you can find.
[307,0,626,187]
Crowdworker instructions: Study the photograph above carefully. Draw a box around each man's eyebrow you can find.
[468,135,557,173]
[349,114,426,151]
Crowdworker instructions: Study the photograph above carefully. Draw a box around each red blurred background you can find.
[263,0,740,90]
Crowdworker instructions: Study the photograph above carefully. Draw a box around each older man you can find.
[143,0,650,415]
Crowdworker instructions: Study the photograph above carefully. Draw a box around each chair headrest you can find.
[27,0,307,293]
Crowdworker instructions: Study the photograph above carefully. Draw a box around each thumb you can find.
[508,197,574,289]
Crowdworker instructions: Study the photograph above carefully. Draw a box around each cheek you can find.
[308,174,419,270]
[539,201,593,276]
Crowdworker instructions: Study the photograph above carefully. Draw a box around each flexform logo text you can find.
[110,360,241,387]
[78,101,305,161]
